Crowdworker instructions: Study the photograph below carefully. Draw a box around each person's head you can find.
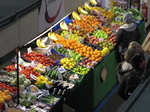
[130,55,144,69]
[124,49,137,63]
[128,41,143,54]
[123,13,133,24]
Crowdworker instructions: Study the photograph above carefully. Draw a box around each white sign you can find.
[39,0,65,33]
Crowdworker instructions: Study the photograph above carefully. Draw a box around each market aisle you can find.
[94,84,125,112]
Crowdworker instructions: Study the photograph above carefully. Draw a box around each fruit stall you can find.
[0,0,146,112]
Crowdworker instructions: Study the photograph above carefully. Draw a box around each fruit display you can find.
[23,51,46,62]
[60,30,83,43]
[0,82,17,95]
[72,65,90,75]
[63,71,82,83]
[79,58,97,68]
[19,92,37,107]
[93,30,108,39]
[70,15,101,37]
[69,50,82,62]
[98,40,115,51]
[0,1,142,111]
[85,36,100,45]
[55,47,68,55]
[38,95,60,105]
[60,21,68,30]
[10,74,31,90]
[71,11,81,20]
[48,52,63,62]
[0,89,12,103]
[83,3,92,11]
[60,58,76,70]
[54,34,104,62]
[45,66,60,80]
[77,7,88,15]
[35,75,53,89]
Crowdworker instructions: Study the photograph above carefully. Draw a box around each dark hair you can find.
[130,55,143,68]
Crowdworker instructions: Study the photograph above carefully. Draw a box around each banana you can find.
[72,11,81,20]
[60,21,68,30]
[78,7,88,15]
[90,0,98,5]
[40,39,47,48]
[48,32,57,41]
[84,3,92,11]
[36,38,46,48]
[36,39,42,48]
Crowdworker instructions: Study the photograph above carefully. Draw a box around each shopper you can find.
[118,55,145,101]
[116,49,137,82]
[116,13,140,62]
[127,41,145,61]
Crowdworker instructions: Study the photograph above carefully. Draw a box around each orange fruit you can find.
[0,98,5,103]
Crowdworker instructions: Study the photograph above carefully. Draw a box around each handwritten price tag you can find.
[30,74,36,80]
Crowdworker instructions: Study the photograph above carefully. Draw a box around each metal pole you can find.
[16,48,20,105]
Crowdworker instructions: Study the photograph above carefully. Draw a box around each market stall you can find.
[0,0,146,112]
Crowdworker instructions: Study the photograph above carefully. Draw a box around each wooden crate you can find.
[142,32,150,54]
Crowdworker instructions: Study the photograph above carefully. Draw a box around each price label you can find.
[58,67,66,73]
[4,102,9,110]
[56,44,62,49]
[86,33,90,38]
[30,74,36,80]
[46,83,51,89]
[15,64,22,72]
[80,38,84,43]
[58,73,63,80]
[7,99,14,107]
[115,16,121,22]
[65,53,70,58]
[27,47,32,54]
[46,66,51,71]
[42,89,50,96]
[65,34,69,40]
[47,49,52,56]
[18,51,21,58]
[76,25,80,30]
[26,86,31,93]
[69,29,72,34]
[66,49,70,52]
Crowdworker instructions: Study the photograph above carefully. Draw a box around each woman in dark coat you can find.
[116,13,141,61]
[118,55,145,101]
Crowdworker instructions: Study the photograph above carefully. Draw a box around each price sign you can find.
[46,83,51,89]
[46,66,51,71]
[46,49,52,56]
[18,51,21,58]
[76,25,80,30]
[58,67,66,73]
[65,53,70,58]
[87,33,90,38]
[30,74,36,80]
[69,29,72,34]
[56,44,62,49]
[7,99,14,107]
[58,73,63,80]
[42,89,50,96]
[65,34,69,39]
[80,38,84,43]
[27,47,32,54]
[4,102,9,110]
[15,64,22,72]
[115,16,121,22]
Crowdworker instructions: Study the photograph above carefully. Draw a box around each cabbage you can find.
[23,79,31,86]
[19,84,25,89]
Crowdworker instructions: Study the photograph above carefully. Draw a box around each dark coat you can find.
[116,27,140,55]
[118,68,144,101]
